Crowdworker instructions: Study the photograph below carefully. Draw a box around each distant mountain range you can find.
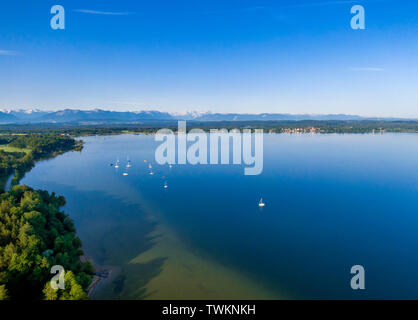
[0,108,414,124]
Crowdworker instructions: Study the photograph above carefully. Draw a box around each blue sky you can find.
[0,0,417,117]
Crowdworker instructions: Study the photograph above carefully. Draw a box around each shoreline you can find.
[80,255,121,299]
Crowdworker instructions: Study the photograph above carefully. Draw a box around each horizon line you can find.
[0,107,416,120]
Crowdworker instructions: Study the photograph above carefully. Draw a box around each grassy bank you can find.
[0,145,31,154]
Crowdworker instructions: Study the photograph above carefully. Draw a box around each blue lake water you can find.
[22,133,418,299]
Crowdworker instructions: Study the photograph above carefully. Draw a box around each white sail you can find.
[126,156,131,168]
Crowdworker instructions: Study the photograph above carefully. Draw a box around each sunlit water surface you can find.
[22,133,418,299]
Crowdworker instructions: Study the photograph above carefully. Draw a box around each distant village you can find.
[280,127,321,134]
[267,127,388,134]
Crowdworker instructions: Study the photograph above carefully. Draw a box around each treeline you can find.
[0,185,93,300]
[0,125,160,136]
[179,120,418,133]
[0,134,81,191]
[8,135,79,158]
[1,120,417,135]
[0,151,34,188]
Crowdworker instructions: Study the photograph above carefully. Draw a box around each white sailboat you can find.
[164,181,168,189]
[126,158,131,168]
[115,158,120,169]
[258,198,265,207]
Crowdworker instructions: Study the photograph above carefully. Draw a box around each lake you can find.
[21,133,418,299]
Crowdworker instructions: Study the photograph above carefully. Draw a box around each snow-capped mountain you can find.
[170,111,211,120]
[0,108,176,123]
[0,108,411,124]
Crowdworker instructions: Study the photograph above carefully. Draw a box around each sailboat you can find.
[126,156,131,168]
[164,182,168,189]
[115,159,120,169]
[258,198,265,207]
[123,172,128,176]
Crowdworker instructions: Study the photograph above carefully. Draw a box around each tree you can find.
[0,185,93,300]
[42,282,58,300]
[0,284,9,300]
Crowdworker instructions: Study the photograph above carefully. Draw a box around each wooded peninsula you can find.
[0,133,91,300]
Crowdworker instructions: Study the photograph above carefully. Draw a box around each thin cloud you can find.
[349,67,384,72]
[74,9,135,16]
[290,0,386,7]
[0,49,20,56]
[290,0,362,7]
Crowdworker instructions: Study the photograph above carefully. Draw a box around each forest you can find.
[0,134,82,191]
[1,120,417,136]
[0,185,93,300]
[0,133,92,300]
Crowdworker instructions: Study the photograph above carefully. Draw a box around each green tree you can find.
[0,185,93,300]
[0,284,9,300]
